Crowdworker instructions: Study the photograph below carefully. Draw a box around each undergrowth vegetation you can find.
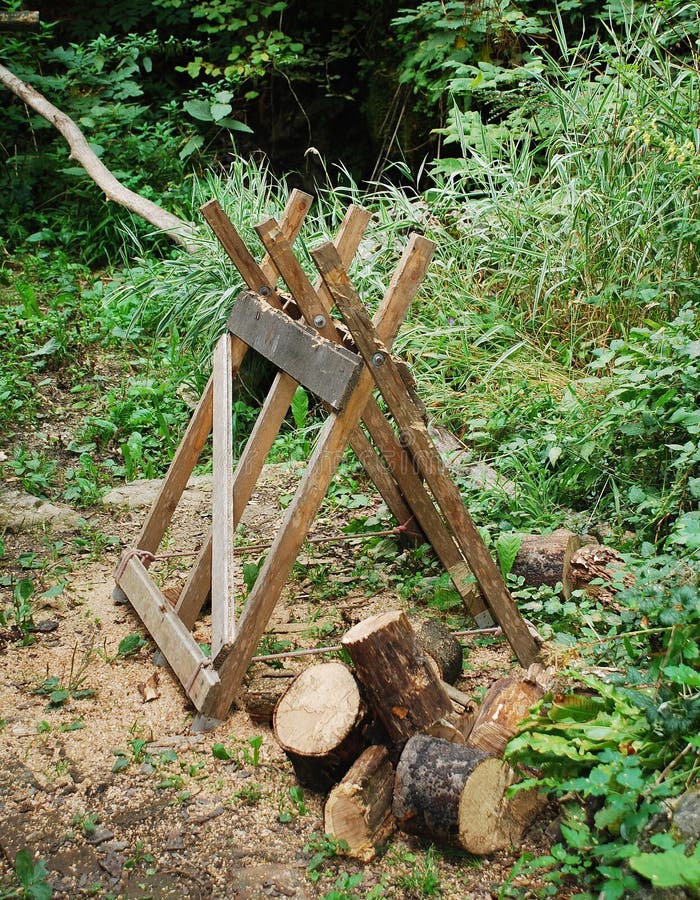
[1,0,699,897]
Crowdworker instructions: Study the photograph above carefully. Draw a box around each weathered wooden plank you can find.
[255,217,488,617]
[173,206,372,633]
[313,241,539,667]
[211,333,237,662]
[169,195,314,627]
[254,215,426,540]
[175,537,212,631]
[118,557,220,712]
[361,401,491,624]
[200,188,312,302]
[205,234,435,720]
[227,291,363,410]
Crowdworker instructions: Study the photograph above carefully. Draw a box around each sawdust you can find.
[0,466,554,898]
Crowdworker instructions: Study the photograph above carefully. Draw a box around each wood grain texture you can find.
[324,745,395,861]
[118,557,220,712]
[227,291,362,409]
[211,333,236,662]
[273,662,368,790]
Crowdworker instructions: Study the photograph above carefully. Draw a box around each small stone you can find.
[163,829,185,851]
[672,788,700,850]
[86,827,114,844]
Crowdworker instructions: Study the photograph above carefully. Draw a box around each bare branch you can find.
[0,62,198,250]
[0,11,40,30]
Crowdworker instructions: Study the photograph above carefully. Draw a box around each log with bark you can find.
[324,745,396,861]
[467,664,553,757]
[0,63,197,250]
[511,529,595,593]
[273,661,368,791]
[243,667,297,723]
[393,734,542,854]
[341,610,454,746]
[409,615,463,685]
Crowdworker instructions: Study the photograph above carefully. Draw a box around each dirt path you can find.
[0,468,552,898]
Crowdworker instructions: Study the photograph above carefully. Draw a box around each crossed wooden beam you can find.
[113,190,539,727]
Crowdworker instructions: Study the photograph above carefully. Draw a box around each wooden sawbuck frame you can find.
[113,190,539,728]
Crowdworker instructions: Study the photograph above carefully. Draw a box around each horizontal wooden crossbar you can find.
[227,291,363,410]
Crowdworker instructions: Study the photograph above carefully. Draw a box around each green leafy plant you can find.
[278,785,307,823]
[117,633,147,657]
[32,659,96,708]
[304,834,349,883]
[391,845,443,897]
[507,563,700,898]
[9,849,51,900]
[496,532,522,579]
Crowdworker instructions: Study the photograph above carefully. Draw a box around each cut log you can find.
[511,529,593,592]
[324,745,395,862]
[563,543,633,605]
[273,661,368,791]
[341,610,453,745]
[467,669,546,757]
[393,734,542,854]
[409,616,463,685]
[243,668,296,724]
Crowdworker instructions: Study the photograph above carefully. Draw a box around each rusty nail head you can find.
[259,285,271,296]
[313,315,327,329]
[371,352,385,367]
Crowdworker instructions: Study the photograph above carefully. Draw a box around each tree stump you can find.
[324,745,396,862]
[393,734,542,854]
[467,666,549,757]
[273,661,368,791]
[341,610,453,745]
[511,529,592,592]
[409,615,463,685]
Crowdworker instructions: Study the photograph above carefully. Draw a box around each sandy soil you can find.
[0,465,554,899]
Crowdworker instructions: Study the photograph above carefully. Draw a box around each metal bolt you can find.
[313,314,327,329]
[258,285,271,297]
[371,352,386,367]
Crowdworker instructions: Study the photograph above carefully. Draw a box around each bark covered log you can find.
[342,610,453,745]
[243,667,296,723]
[0,63,197,249]
[409,615,463,685]
[324,745,396,861]
[273,661,368,791]
[511,529,593,592]
[393,734,542,854]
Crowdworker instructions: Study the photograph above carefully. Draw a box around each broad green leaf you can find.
[209,102,232,121]
[630,846,700,888]
[496,532,522,578]
[118,633,146,656]
[291,386,308,430]
[212,742,234,761]
[183,99,212,122]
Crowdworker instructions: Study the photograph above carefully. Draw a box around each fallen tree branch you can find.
[0,11,40,29]
[0,62,198,250]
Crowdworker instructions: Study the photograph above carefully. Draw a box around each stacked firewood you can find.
[247,609,554,862]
